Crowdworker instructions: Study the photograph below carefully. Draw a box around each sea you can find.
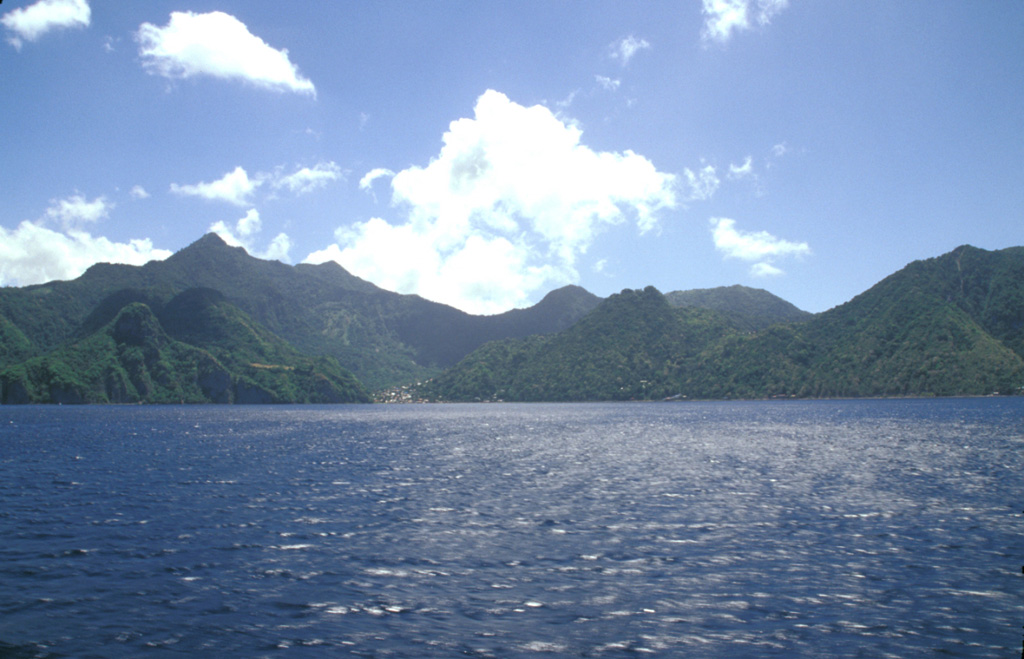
[1,398,1022,657]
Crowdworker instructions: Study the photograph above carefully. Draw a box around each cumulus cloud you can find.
[136,11,315,95]
[306,89,677,314]
[130,185,150,199]
[0,221,170,287]
[209,208,291,262]
[2,0,89,50]
[595,75,621,91]
[710,217,809,276]
[172,163,342,204]
[701,0,789,44]
[170,166,260,206]
[610,35,650,65]
[43,194,112,228]
[273,161,342,195]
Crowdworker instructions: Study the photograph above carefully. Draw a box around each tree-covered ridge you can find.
[665,284,812,332]
[425,287,747,401]
[0,312,33,367]
[0,233,601,390]
[1,239,1022,404]
[422,246,1024,402]
[0,291,370,405]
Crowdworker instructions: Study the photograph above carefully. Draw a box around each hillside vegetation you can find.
[0,234,600,391]
[423,246,1024,401]
[665,284,812,331]
[1,238,1021,404]
[0,290,370,404]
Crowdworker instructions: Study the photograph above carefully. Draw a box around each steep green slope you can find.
[0,292,370,404]
[0,312,33,366]
[2,238,1020,401]
[423,247,1024,402]
[787,245,1024,397]
[665,284,812,331]
[860,245,1024,359]
[0,234,601,389]
[2,303,220,404]
[424,287,738,401]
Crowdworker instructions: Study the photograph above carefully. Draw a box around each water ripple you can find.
[1,398,1021,657]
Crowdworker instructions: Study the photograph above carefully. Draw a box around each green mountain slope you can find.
[0,312,33,366]
[787,245,1024,397]
[0,291,370,404]
[423,246,1024,401]
[2,238,1020,402]
[665,284,812,331]
[816,245,1024,360]
[425,287,738,401]
[0,234,601,389]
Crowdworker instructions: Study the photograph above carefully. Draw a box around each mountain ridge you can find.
[665,284,812,331]
[3,236,1021,403]
[422,245,1024,401]
[0,234,605,391]
[1,291,370,404]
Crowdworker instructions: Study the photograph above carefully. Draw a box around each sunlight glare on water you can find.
[1,398,1022,657]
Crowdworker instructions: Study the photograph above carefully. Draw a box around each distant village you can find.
[375,383,431,404]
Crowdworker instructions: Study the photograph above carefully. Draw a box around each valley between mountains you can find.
[1,234,1021,404]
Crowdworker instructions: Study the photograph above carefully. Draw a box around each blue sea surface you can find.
[1,399,1022,657]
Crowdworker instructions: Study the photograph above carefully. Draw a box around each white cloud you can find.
[727,156,765,195]
[209,208,291,262]
[172,163,341,204]
[44,194,112,229]
[136,11,315,95]
[273,161,342,195]
[756,0,790,25]
[261,233,292,262]
[710,217,809,276]
[358,168,395,192]
[611,35,650,65]
[0,221,170,287]
[771,142,788,158]
[595,75,621,91]
[305,89,677,314]
[701,0,789,44]
[750,261,784,277]
[728,156,754,179]
[702,0,748,42]
[130,185,150,200]
[554,89,580,110]
[171,166,260,206]
[683,165,720,201]
[2,0,89,50]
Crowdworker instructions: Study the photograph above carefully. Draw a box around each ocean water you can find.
[1,399,1022,657]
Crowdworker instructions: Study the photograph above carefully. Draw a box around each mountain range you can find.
[425,245,1024,401]
[0,234,599,403]
[1,235,1021,403]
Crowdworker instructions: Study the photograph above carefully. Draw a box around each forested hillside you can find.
[1,290,369,404]
[423,246,1024,401]
[665,284,811,331]
[0,234,600,390]
[2,239,1021,404]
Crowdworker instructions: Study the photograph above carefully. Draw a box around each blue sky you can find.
[1,1,1021,314]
